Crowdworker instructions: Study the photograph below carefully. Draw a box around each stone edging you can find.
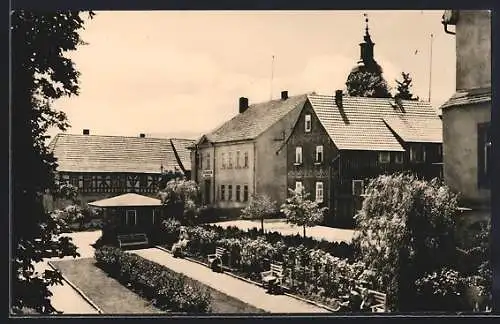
[153,246,335,312]
[47,261,104,314]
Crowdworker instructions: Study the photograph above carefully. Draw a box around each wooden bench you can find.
[117,233,149,249]
[260,263,284,294]
[368,289,387,312]
[207,247,226,271]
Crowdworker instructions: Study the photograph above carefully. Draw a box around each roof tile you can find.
[308,94,442,151]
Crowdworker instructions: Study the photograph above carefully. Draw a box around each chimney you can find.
[82,129,90,135]
[335,90,343,108]
[139,133,146,138]
[239,97,249,114]
[281,91,289,100]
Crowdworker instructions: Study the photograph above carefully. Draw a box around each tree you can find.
[394,72,418,100]
[159,179,200,225]
[346,70,392,98]
[353,173,460,311]
[11,11,94,314]
[241,194,277,233]
[158,170,185,190]
[280,189,327,238]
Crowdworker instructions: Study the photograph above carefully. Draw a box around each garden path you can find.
[131,248,331,313]
[212,219,356,243]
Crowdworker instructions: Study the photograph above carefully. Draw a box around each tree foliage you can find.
[280,189,327,238]
[11,10,94,314]
[352,173,460,311]
[159,179,200,225]
[345,70,392,98]
[394,72,418,100]
[241,194,277,233]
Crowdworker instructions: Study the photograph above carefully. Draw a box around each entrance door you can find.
[204,180,211,204]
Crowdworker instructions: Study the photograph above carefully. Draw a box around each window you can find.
[228,185,233,201]
[69,174,79,187]
[305,114,312,133]
[394,151,404,164]
[295,147,303,164]
[478,122,491,189]
[83,175,92,191]
[236,151,241,168]
[352,180,364,196]
[152,209,158,224]
[244,152,249,168]
[410,144,425,163]
[220,185,225,201]
[295,181,303,194]
[221,153,226,169]
[315,182,324,203]
[315,145,323,163]
[126,210,137,226]
[206,152,211,169]
[236,185,241,201]
[378,151,390,164]
[243,185,249,202]
[228,152,233,168]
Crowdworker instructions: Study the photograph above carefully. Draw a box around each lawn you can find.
[50,258,163,314]
[52,257,266,314]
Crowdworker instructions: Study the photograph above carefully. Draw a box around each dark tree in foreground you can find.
[394,72,419,100]
[11,11,94,314]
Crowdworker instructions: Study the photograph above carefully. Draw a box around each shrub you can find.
[95,246,211,313]
[415,268,468,311]
[353,173,460,311]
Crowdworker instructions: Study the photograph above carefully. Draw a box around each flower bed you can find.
[94,246,211,313]
[158,221,380,312]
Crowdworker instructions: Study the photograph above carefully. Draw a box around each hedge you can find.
[94,246,211,313]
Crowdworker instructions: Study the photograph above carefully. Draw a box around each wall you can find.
[214,141,255,209]
[255,101,305,206]
[442,102,490,206]
[455,10,491,91]
[285,101,338,224]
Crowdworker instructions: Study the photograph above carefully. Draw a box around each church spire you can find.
[359,13,375,64]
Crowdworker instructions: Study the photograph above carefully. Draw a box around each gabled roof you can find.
[49,134,192,174]
[88,193,162,208]
[440,87,491,110]
[204,94,309,143]
[170,138,195,172]
[307,94,442,151]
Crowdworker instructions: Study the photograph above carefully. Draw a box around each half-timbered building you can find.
[281,92,443,228]
[48,130,194,209]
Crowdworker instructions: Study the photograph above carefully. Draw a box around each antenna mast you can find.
[428,33,434,102]
[270,55,275,100]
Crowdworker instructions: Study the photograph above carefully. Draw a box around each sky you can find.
[49,10,456,140]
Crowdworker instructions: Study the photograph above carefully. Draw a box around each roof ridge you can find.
[55,133,174,140]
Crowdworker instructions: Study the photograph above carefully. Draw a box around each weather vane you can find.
[363,13,369,34]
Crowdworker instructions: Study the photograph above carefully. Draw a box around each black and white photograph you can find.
[10,9,493,316]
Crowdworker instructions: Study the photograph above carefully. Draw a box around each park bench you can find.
[207,247,226,272]
[368,289,387,312]
[260,262,284,294]
[117,233,149,249]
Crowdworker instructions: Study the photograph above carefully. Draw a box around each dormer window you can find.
[305,114,312,133]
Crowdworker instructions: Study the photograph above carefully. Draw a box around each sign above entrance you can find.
[202,170,213,178]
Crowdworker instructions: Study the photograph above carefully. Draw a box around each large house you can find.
[281,21,443,228]
[48,130,194,208]
[440,10,491,229]
[281,92,443,228]
[190,92,308,217]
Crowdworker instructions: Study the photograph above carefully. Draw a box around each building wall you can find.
[455,10,491,91]
[286,101,339,225]
[214,142,255,209]
[256,102,304,205]
[442,102,491,206]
